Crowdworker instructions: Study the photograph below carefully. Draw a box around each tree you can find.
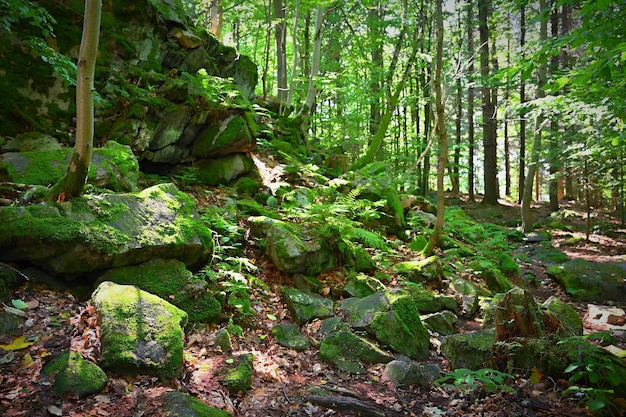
[478,0,498,205]
[466,1,476,202]
[424,0,447,256]
[273,0,287,106]
[48,0,101,202]
[521,0,548,233]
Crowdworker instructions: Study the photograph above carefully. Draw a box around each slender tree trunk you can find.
[518,3,527,204]
[467,2,475,202]
[273,0,287,107]
[286,0,301,109]
[504,34,511,197]
[49,0,101,202]
[425,0,447,256]
[549,3,560,212]
[368,2,383,136]
[479,0,498,204]
[521,0,548,233]
[209,0,223,40]
[262,0,272,100]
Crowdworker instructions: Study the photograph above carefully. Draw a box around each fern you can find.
[351,227,389,250]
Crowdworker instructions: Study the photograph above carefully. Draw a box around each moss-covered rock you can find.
[394,256,444,286]
[383,359,441,386]
[422,310,458,336]
[318,328,394,374]
[193,115,254,159]
[342,273,385,298]
[547,259,626,302]
[0,141,139,192]
[92,281,188,380]
[527,246,569,266]
[406,287,458,314]
[341,289,430,360]
[41,351,107,398]
[266,222,337,275]
[97,259,220,323]
[0,183,212,277]
[541,296,583,336]
[233,177,260,196]
[222,353,254,395]
[440,330,496,370]
[281,287,334,325]
[196,153,255,186]
[163,391,231,417]
[271,323,310,351]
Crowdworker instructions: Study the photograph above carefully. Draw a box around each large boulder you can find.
[97,259,221,323]
[92,281,188,380]
[195,153,255,186]
[163,391,231,417]
[282,287,334,325]
[340,289,430,360]
[0,183,212,277]
[441,331,496,370]
[547,259,626,302]
[0,141,139,192]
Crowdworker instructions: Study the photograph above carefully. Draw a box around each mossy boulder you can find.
[494,288,558,340]
[342,273,385,298]
[319,328,394,374]
[266,222,337,275]
[271,323,310,352]
[542,296,583,336]
[97,259,221,323]
[192,115,255,159]
[526,246,569,266]
[547,259,626,302]
[441,330,496,370]
[383,359,441,386]
[163,391,231,417]
[0,141,139,192]
[281,287,334,325]
[394,255,444,286]
[92,281,188,380]
[222,353,254,395]
[341,289,430,360]
[0,183,212,277]
[41,351,107,398]
[422,311,458,336]
[406,287,458,314]
[196,153,255,186]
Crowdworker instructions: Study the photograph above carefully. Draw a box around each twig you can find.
[282,383,292,404]
[0,262,29,281]
[303,395,386,417]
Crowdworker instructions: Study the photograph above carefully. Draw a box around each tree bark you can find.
[48,0,101,202]
[273,0,287,107]
[518,3,527,204]
[467,2,475,202]
[478,0,498,205]
[424,0,447,256]
[521,0,548,233]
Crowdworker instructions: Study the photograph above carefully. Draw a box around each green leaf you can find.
[267,314,277,321]
[11,299,28,310]
[225,358,234,364]
[586,399,607,411]
[564,364,579,373]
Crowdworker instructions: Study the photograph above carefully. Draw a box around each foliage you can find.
[559,333,626,413]
[435,368,516,394]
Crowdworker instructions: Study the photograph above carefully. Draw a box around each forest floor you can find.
[1,197,625,417]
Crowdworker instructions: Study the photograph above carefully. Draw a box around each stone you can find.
[163,391,231,417]
[0,312,24,338]
[383,359,441,386]
[0,141,139,192]
[272,323,310,351]
[291,274,323,293]
[281,287,334,325]
[318,328,394,374]
[547,259,626,302]
[542,296,583,336]
[222,353,254,395]
[422,311,458,336]
[0,183,212,277]
[265,222,337,275]
[342,273,385,298]
[96,259,221,323]
[92,281,188,380]
[341,289,430,360]
[41,351,107,398]
[282,186,315,208]
[494,288,549,340]
[394,255,444,285]
[196,153,255,186]
[526,246,569,266]
[441,330,496,370]
[407,287,458,314]
[193,115,255,159]
[1,132,62,152]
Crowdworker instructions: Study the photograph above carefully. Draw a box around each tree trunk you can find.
[368,2,384,136]
[518,4,527,204]
[425,0,447,256]
[548,3,560,212]
[521,0,548,233]
[273,0,287,107]
[467,2,475,202]
[48,0,101,202]
[209,0,223,40]
[478,0,498,205]
[286,0,301,109]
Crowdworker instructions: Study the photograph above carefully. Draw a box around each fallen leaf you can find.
[3,304,27,317]
[11,299,28,310]
[0,335,35,351]
[26,299,40,309]
[48,405,63,416]
[0,351,16,364]
[21,353,34,369]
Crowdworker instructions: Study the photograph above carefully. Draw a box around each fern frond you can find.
[350,227,389,250]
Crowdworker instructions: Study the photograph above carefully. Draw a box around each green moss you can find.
[441,330,496,370]
[97,259,221,322]
[163,391,232,417]
[233,177,260,196]
[93,282,187,380]
[319,329,394,374]
[407,287,458,313]
[192,116,252,158]
[222,353,254,394]
[42,351,108,398]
